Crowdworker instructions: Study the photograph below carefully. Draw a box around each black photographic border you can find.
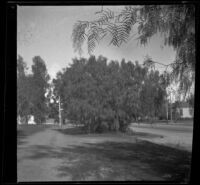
[1,0,200,184]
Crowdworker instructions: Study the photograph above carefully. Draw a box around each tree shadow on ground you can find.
[21,140,191,182]
[17,125,51,145]
[129,131,164,139]
[53,126,87,135]
[54,126,164,139]
[17,130,28,145]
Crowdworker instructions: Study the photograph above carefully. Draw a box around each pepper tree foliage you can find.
[72,5,195,98]
[53,55,168,133]
[17,55,50,124]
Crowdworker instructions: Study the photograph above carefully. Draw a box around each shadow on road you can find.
[17,130,28,145]
[17,125,52,145]
[54,126,164,140]
[20,140,191,182]
[53,126,87,135]
[129,131,164,139]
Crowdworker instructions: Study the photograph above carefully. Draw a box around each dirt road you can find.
[17,128,141,181]
[17,126,191,182]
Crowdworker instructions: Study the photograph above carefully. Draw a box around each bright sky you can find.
[17,6,176,80]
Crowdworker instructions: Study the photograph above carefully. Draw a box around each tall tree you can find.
[17,55,32,124]
[31,56,50,124]
[52,55,167,132]
[140,69,167,122]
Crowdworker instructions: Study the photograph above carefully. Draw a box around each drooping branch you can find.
[72,6,143,55]
[71,5,195,98]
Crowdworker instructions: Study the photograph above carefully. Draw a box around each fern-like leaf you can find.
[72,22,88,55]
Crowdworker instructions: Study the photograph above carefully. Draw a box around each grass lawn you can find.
[17,125,192,182]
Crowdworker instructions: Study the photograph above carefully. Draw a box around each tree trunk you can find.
[25,115,29,125]
[113,117,119,131]
[88,119,91,134]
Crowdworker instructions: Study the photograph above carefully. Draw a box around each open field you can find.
[17,124,191,182]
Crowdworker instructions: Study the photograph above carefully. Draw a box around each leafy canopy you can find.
[17,55,50,124]
[53,55,168,132]
[72,5,195,97]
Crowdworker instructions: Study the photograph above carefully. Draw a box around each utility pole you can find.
[166,98,168,123]
[170,91,173,122]
[59,96,62,128]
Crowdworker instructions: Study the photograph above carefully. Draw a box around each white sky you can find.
[17,6,176,80]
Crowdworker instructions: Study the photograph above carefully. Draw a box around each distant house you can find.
[177,102,193,118]
[28,115,36,124]
[17,116,22,125]
[17,115,36,125]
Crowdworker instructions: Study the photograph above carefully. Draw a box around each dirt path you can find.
[18,127,191,182]
[18,129,65,181]
[17,128,138,181]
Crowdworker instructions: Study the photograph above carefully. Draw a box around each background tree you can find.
[30,56,50,124]
[172,100,181,122]
[45,84,59,122]
[187,93,194,116]
[140,70,167,123]
[17,55,33,124]
[187,93,194,107]
[17,55,50,124]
